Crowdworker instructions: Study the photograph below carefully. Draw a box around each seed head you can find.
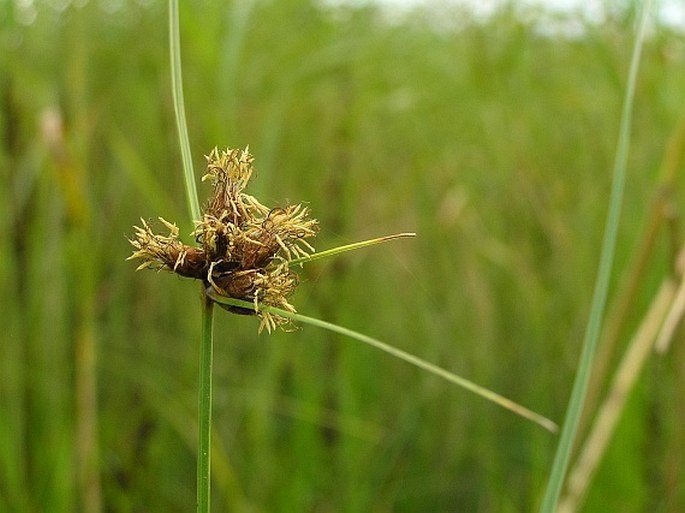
[128,147,318,332]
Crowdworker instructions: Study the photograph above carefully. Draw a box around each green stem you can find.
[197,297,215,513]
[168,2,212,512]
[538,2,651,511]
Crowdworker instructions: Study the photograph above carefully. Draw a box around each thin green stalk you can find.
[197,297,215,513]
[169,2,213,513]
[206,290,558,433]
[538,2,652,511]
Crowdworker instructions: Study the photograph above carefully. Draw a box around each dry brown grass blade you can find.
[656,249,685,353]
[577,117,685,446]
[558,277,679,513]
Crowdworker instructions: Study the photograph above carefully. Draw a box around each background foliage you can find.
[1,1,684,511]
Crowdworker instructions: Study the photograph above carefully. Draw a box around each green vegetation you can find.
[1,1,684,512]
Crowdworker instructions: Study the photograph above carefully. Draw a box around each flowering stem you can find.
[168,2,211,512]
[197,296,214,513]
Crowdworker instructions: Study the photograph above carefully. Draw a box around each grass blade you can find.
[206,290,558,433]
[289,233,416,266]
[538,2,653,511]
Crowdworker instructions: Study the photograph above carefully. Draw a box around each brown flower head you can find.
[128,147,318,332]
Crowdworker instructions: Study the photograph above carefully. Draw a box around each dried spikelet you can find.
[128,218,207,278]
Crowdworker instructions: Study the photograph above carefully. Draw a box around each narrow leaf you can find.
[207,290,558,433]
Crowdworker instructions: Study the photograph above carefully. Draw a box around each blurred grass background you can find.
[1,0,685,511]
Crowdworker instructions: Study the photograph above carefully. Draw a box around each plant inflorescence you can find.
[129,147,318,332]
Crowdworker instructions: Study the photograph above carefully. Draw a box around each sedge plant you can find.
[128,2,558,512]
